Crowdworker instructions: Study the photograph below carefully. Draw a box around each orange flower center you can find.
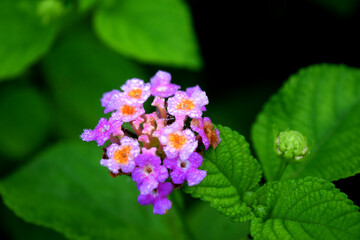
[176,99,195,111]
[113,145,132,164]
[121,105,137,116]
[128,88,142,99]
[168,133,187,149]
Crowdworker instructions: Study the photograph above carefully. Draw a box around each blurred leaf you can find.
[0,85,51,159]
[93,0,202,70]
[185,125,262,222]
[0,142,184,240]
[77,0,98,12]
[0,0,61,80]
[252,64,360,182]
[251,177,360,240]
[42,23,147,139]
[188,201,250,240]
[1,202,66,240]
[309,0,360,16]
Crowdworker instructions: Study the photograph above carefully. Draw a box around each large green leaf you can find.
[93,0,202,70]
[251,177,360,240]
[1,201,66,240]
[0,0,61,80]
[0,85,52,159]
[252,64,360,181]
[42,23,146,139]
[185,125,262,222]
[0,142,184,240]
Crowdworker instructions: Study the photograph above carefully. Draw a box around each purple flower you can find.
[101,90,121,114]
[137,182,173,215]
[132,149,169,195]
[80,118,118,146]
[150,70,180,97]
[191,117,221,149]
[167,90,208,119]
[100,137,140,174]
[159,122,198,160]
[121,78,151,105]
[164,152,206,186]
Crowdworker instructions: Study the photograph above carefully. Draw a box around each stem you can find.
[171,193,195,240]
[274,159,289,181]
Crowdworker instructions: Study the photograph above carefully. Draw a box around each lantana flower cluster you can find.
[81,71,220,215]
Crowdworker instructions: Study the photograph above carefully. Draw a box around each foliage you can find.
[0,0,360,239]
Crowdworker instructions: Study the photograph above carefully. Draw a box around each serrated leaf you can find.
[0,142,184,240]
[184,125,262,222]
[0,85,51,159]
[42,23,146,139]
[251,177,360,240]
[252,64,360,181]
[93,0,202,70]
[0,0,60,80]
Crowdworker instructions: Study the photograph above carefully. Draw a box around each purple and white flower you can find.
[164,152,206,186]
[137,182,173,215]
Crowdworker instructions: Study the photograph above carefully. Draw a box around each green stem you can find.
[171,193,195,240]
[274,159,289,181]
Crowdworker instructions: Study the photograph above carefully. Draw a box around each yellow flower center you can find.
[121,105,137,116]
[128,88,142,99]
[168,133,187,149]
[176,99,195,111]
[113,145,132,164]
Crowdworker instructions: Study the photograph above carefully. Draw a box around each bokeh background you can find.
[0,0,359,239]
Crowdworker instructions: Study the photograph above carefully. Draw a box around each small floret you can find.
[164,152,206,186]
[137,182,173,215]
[150,70,180,97]
[100,137,140,174]
[132,149,169,195]
[167,90,208,119]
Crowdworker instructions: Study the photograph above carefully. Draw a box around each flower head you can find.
[159,122,198,160]
[132,149,169,195]
[150,71,180,97]
[164,152,206,186]
[167,90,208,119]
[137,182,173,215]
[100,137,140,174]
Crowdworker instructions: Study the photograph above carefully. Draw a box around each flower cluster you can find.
[81,71,220,215]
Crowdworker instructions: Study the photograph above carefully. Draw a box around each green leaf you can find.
[0,0,60,80]
[93,0,202,70]
[42,23,146,139]
[1,202,66,240]
[184,125,262,222]
[250,177,360,240]
[0,85,51,159]
[0,142,184,240]
[252,64,360,181]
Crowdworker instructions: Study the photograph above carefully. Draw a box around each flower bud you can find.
[274,130,308,163]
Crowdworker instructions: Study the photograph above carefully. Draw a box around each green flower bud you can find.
[274,130,308,163]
